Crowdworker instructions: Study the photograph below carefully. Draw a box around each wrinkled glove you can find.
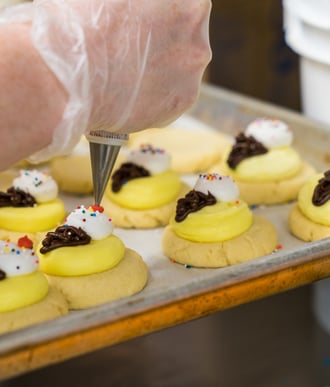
[0,0,212,161]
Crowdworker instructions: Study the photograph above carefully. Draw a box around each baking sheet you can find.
[0,83,329,357]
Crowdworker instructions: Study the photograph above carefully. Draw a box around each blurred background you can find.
[208,0,301,111]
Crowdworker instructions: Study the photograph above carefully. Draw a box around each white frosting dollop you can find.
[65,205,113,240]
[194,174,239,202]
[0,238,38,278]
[126,144,171,174]
[13,170,58,203]
[245,118,293,148]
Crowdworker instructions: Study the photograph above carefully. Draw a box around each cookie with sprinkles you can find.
[102,144,191,228]
[0,236,68,334]
[37,205,148,310]
[0,169,66,244]
[209,117,316,205]
[162,173,278,268]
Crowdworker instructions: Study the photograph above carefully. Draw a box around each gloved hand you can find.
[0,0,212,161]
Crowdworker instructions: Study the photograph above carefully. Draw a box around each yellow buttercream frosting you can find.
[0,199,66,232]
[225,147,302,182]
[107,170,181,210]
[38,235,125,276]
[298,173,330,226]
[170,200,253,243]
[0,271,49,312]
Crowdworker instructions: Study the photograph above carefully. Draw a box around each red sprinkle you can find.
[17,235,33,249]
[276,244,283,250]
[91,205,104,213]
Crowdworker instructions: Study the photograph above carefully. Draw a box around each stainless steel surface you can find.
[1,84,329,358]
[86,131,129,205]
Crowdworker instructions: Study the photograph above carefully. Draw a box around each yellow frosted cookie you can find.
[37,205,148,309]
[289,171,330,241]
[213,118,316,205]
[0,237,68,334]
[128,127,231,174]
[102,144,191,228]
[162,173,278,268]
[44,248,148,310]
[0,169,66,244]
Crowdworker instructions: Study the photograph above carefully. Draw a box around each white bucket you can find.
[283,0,330,335]
[283,0,330,125]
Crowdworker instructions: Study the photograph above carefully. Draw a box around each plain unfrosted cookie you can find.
[45,248,148,310]
[50,154,93,194]
[0,287,68,335]
[289,204,330,242]
[0,169,18,190]
[162,215,278,268]
[128,127,231,174]
[50,137,125,194]
[102,182,190,228]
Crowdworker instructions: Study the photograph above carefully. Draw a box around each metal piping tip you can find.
[86,131,129,206]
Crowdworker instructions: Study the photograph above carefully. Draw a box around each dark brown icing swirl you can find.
[111,162,150,192]
[0,269,6,281]
[40,225,91,254]
[0,187,36,207]
[175,190,216,222]
[227,133,268,169]
[312,170,330,206]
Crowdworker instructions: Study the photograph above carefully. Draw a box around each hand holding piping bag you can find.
[0,0,212,165]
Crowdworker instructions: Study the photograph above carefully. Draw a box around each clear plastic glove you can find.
[0,0,212,161]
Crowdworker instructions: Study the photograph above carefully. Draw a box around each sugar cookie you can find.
[162,173,278,268]
[0,169,66,244]
[102,144,191,228]
[37,205,148,309]
[128,127,230,174]
[50,136,125,194]
[0,236,68,334]
[289,170,330,241]
[211,118,316,205]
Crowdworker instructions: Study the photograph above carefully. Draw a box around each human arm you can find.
[0,0,212,169]
[0,22,67,169]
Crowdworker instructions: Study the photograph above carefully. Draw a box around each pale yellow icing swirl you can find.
[226,146,302,182]
[107,170,181,209]
[0,271,49,313]
[170,200,253,243]
[38,235,125,276]
[171,174,253,243]
[0,199,66,232]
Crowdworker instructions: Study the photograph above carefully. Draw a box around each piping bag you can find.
[86,130,129,206]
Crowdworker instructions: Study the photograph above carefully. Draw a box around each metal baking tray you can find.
[1,83,330,379]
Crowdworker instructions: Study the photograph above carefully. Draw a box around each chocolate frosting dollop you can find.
[227,133,268,169]
[175,190,216,222]
[0,187,36,207]
[111,162,151,192]
[312,170,330,206]
[40,225,91,254]
[0,269,6,281]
